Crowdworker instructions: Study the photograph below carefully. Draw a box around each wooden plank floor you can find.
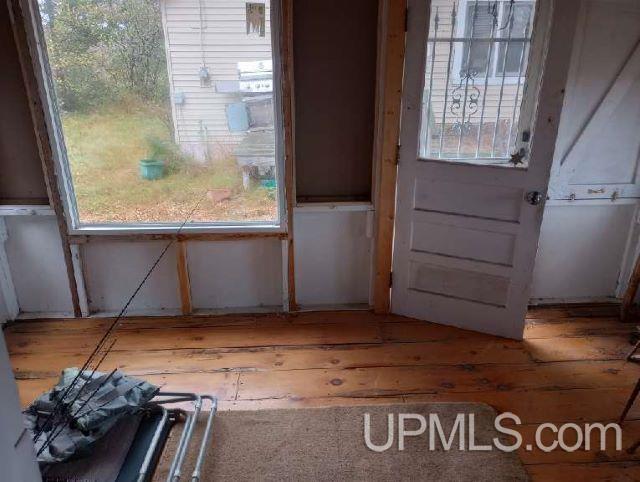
[5,306,640,481]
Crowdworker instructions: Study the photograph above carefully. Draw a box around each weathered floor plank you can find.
[5,307,640,481]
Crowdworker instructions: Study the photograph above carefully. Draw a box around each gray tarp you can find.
[24,368,158,464]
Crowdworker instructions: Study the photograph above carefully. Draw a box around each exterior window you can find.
[461,2,494,77]
[421,0,536,162]
[496,2,534,76]
[34,0,282,230]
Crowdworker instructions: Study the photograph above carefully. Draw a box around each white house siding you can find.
[161,0,273,161]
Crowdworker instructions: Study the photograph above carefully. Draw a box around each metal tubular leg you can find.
[167,411,194,482]
[171,396,202,482]
[191,396,218,482]
[137,407,170,482]
[153,391,216,482]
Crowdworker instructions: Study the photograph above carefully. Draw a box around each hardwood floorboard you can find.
[5,307,640,481]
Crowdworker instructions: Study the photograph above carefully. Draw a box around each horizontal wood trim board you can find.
[68,231,288,243]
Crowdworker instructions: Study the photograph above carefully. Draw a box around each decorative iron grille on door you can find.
[421,0,535,164]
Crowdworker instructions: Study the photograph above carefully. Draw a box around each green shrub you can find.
[145,136,191,175]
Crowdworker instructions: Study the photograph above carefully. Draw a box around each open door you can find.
[391,0,579,339]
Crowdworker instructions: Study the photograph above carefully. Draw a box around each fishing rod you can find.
[33,197,204,453]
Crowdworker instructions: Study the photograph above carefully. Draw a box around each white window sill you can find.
[68,222,284,236]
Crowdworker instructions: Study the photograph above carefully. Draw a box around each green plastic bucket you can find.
[260,179,276,189]
[139,159,165,180]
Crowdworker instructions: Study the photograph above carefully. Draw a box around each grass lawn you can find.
[63,105,277,224]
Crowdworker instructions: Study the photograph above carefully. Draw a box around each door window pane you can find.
[421,0,536,164]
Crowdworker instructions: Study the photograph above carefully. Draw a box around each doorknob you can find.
[525,191,544,206]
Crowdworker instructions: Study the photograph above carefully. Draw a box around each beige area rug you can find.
[153,403,528,481]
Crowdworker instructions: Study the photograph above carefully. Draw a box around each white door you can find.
[391,0,579,339]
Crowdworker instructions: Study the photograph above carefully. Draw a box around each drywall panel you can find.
[0,332,41,481]
[4,216,73,314]
[293,0,377,202]
[532,1,640,302]
[0,2,47,204]
[294,209,372,306]
[531,202,635,301]
[188,239,282,310]
[0,286,7,323]
[82,241,180,313]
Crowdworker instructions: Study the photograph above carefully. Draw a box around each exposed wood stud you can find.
[281,0,297,311]
[373,0,407,314]
[7,0,82,317]
[176,241,193,316]
[69,244,89,317]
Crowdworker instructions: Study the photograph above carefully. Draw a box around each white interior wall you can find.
[530,0,640,303]
[531,201,637,301]
[0,207,374,317]
[0,331,41,481]
[82,241,181,314]
[4,216,73,315]
[188,238,283,311]
[294,207,373,307]
[0,282,8,323]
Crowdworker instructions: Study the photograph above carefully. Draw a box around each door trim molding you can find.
[372,0,408,314]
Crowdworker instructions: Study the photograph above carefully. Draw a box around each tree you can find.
[42,0,168,112]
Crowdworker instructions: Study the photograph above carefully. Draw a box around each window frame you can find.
[20,0,287,236]
[452,0,534,86]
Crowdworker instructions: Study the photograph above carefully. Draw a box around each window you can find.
[34,0,283,230]
[459,1,534,79]
[421,0,536,163]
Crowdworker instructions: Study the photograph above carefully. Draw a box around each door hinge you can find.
[404,7,409,32]
[389,272,393,288]
[395,143,401,165]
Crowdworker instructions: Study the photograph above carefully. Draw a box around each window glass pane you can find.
[496,3,534,75]
[38,0,279,225]
[461,2,494,77]
[421,0,536,164]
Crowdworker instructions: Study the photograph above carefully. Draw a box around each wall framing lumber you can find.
[68,231,287,244]
[7,0,82,317]
[372,0,407,314]
[176,241,193,316]
[281,0,297,311]
[0,205,54,216]
[69,244,89,317]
